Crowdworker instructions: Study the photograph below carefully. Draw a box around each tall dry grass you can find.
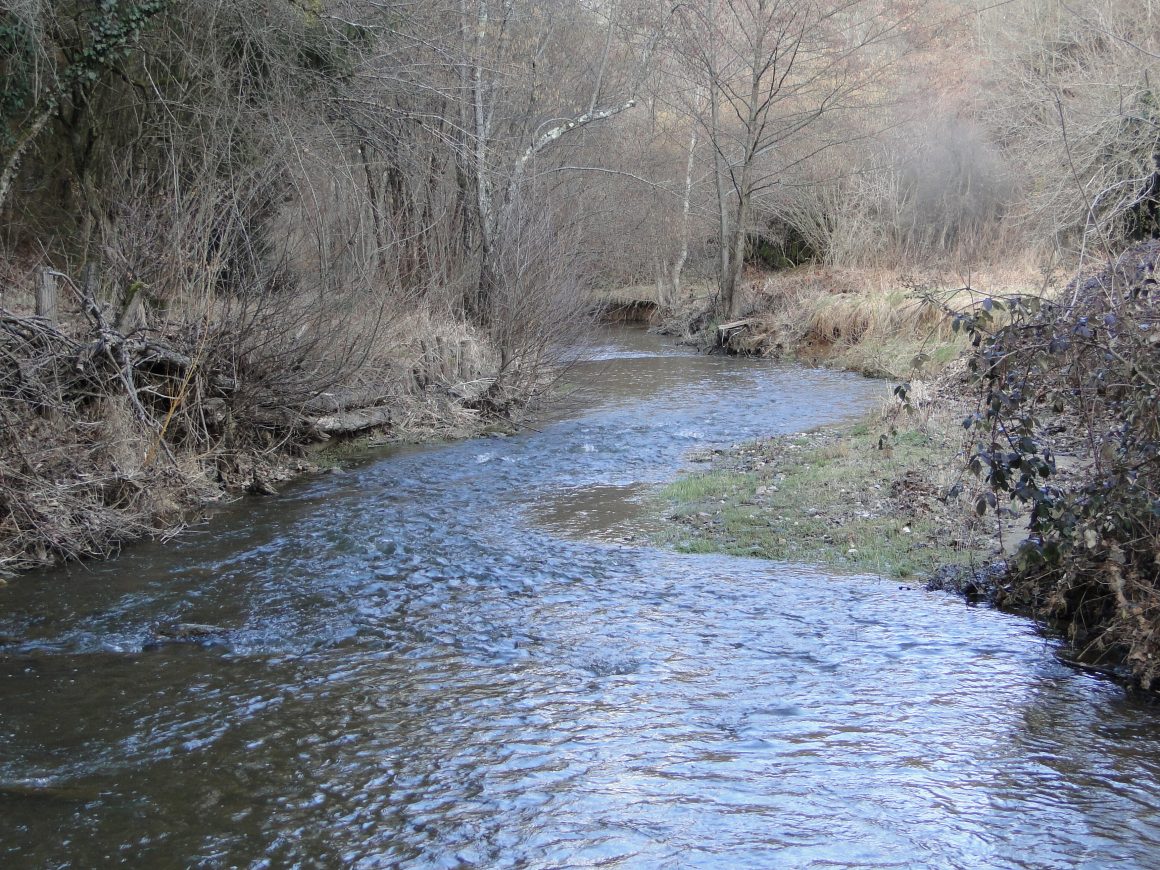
[734,262,1052,378]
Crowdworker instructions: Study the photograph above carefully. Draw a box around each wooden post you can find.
[117,283,146,332]
[458,340,472,380]
[36,268,57,322]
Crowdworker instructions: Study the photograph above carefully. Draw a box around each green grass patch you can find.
[652,412,992,580]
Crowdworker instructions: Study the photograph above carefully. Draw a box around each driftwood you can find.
[303,387,392,416]
[449,377,497,402]
[715,318,764,354]
[1,307,411,439]
[716,318,754,342]
[2,304,237,401]
[136,341,194,373]
[310,405,393,435]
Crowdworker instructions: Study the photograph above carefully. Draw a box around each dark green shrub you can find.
[952,241,1160,685]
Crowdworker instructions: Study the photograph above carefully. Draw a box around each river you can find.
[2,327,1160,868]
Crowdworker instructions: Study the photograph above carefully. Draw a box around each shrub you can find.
[954,241,1160,685]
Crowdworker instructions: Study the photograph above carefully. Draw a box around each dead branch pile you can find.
[0,304,216,574]
[0,280,545,576]
[0,279,354,574]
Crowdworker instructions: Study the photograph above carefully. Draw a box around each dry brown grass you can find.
[732,262,1052,379]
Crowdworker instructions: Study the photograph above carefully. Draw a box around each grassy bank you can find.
[648,265,1026,584]
[646,263,1040,584]
[652,399,1003,582]
[648,264,1036,583]
[656,248,1160,690]
[704,263,1049,379]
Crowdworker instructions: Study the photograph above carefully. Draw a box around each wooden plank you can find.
[717,318,753,333]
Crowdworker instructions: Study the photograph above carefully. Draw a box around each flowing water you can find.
[3,327,1160,869]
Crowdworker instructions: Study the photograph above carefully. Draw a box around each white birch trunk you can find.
[670,122,698,304]
[472,0,497,256]
[0,104,55,213]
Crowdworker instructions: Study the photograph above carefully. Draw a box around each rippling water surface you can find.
[3,327,1160,868]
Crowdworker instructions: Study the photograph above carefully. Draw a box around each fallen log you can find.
[309,405,393,436]
[303,387,392,415]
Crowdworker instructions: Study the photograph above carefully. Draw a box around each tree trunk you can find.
[655,259,671,309]
[0,104,55,213]
[670,122,698,305]
[470,0,498,320]
[359,140,386,266]
[709,69,731,314]
[725,187,749,317]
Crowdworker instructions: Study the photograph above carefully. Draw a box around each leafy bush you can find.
[952,241,1160,685]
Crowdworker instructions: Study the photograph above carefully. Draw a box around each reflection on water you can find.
[2,327,1160,868]
[529,482,654,542]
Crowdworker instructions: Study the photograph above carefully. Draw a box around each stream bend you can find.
[2,328,1159,869]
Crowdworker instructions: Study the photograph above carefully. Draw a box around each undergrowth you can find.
[715,264,1048,380]
[947,240,1160,687]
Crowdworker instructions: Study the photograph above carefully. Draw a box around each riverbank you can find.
[656,247,1160,689]
[651,391,1005,585]
[648,265,1023,585]
[660,263,1049,377]
[0,289,538,579]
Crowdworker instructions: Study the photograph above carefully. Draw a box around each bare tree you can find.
[979,0,1160,253]
[460,0,661,320]
[671,0,932,315]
